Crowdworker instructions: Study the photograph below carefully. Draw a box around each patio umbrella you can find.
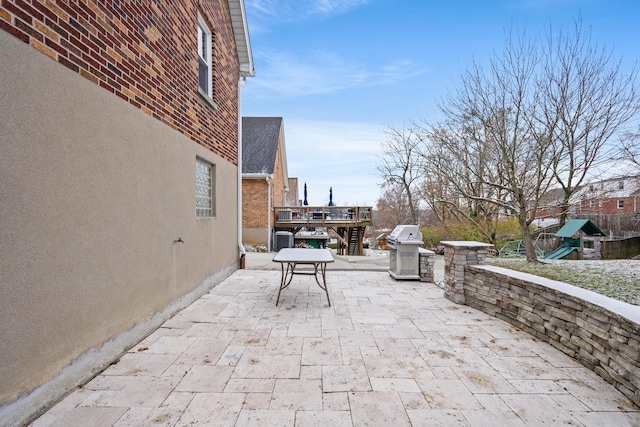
[328,187,334,206]
[303,183,308,206]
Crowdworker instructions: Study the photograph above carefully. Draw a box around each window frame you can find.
[617,199,624,209]
[195,157,215,218]
[197,13,215,105]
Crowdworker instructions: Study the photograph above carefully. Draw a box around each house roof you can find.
[227,0,255,77]
[242,117,284,175]
[572,174,640,200]
[555,219,604,238]
[539,187,569,206]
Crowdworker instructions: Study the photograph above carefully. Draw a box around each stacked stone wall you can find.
[418,248,434,283]
[464,264,640,406]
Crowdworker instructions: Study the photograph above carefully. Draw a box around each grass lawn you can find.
[486,258,640,306]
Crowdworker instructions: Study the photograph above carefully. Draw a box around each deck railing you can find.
[274,206,372,225]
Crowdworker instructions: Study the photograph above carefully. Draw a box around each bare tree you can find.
[420,126,505,244]
[414,21,639,261]
[538,20,640,226]
[376,126,425,224]
[375,183,414,230]
[619,126,640,173]
[419,29,555,261]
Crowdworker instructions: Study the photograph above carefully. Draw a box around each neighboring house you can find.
[287,177,301,207]
[573,175,640,215]
[533,187,566,228]
[536,176,640,215]
[242,117,290,249]
[0,1,253,425]
[534,175,640,231]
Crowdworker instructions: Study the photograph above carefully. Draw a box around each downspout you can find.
[267,176,272,251]
[237,77,246,266]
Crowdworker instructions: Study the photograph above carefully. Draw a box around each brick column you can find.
[441,241,494,304]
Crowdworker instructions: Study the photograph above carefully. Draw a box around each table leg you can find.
[313,262,331,307]
[276,262,296,306]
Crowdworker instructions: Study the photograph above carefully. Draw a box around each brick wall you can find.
[576,196,640,215]
[243,178,268,228]
[463,264,640,407]
[242,133,288,230]
[0,0,240,164]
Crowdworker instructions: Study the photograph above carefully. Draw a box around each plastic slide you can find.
[542,246,577,260]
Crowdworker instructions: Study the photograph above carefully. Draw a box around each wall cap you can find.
[441,241,494,248]
[471,264,640,324]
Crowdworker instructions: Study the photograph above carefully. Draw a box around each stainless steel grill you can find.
[388,225,423,280]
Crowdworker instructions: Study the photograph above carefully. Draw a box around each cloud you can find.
[282,119,385,205]
[246,49,428,98]
[246,0,371,26]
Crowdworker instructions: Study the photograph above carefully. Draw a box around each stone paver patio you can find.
[32,269,640,426]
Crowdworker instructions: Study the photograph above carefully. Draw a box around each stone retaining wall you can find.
[453,254,640,406]
[441,241,640,407]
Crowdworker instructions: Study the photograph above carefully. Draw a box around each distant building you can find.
[534,175,640,231]
[242,117,291,248]
[572,176,640,215]
[287,177,301,207]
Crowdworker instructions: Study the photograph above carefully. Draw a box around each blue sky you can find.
[241,0,640,207]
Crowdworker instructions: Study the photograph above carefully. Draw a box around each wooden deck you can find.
[274,206,372,255]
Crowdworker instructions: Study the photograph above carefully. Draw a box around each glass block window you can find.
[196,158,214,217]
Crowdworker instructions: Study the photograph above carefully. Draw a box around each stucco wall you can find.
[242,228,270,247]
[0,30,238,409]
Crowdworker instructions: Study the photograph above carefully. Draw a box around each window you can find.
[589,184,594,191]
[617,199,624,209]
[196,158,215,217]
[589,200,595,208]
[197,13,212,99]
[619,180,624,190]
[598,200,603,208]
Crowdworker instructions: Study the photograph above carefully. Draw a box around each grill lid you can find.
[388,225,422,242]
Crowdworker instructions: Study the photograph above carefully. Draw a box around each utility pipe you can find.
[267,176,272,251]
[237,77,246,265]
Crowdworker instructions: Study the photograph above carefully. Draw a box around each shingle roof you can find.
[555,219,604,238]
[242,117,283,175]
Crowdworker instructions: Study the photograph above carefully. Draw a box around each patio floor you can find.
[31,265,640,426]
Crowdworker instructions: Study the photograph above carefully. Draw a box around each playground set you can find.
[498,219,605,260]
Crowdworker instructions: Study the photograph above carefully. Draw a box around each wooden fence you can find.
[575,213,640,234]
[601,236,640,260]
